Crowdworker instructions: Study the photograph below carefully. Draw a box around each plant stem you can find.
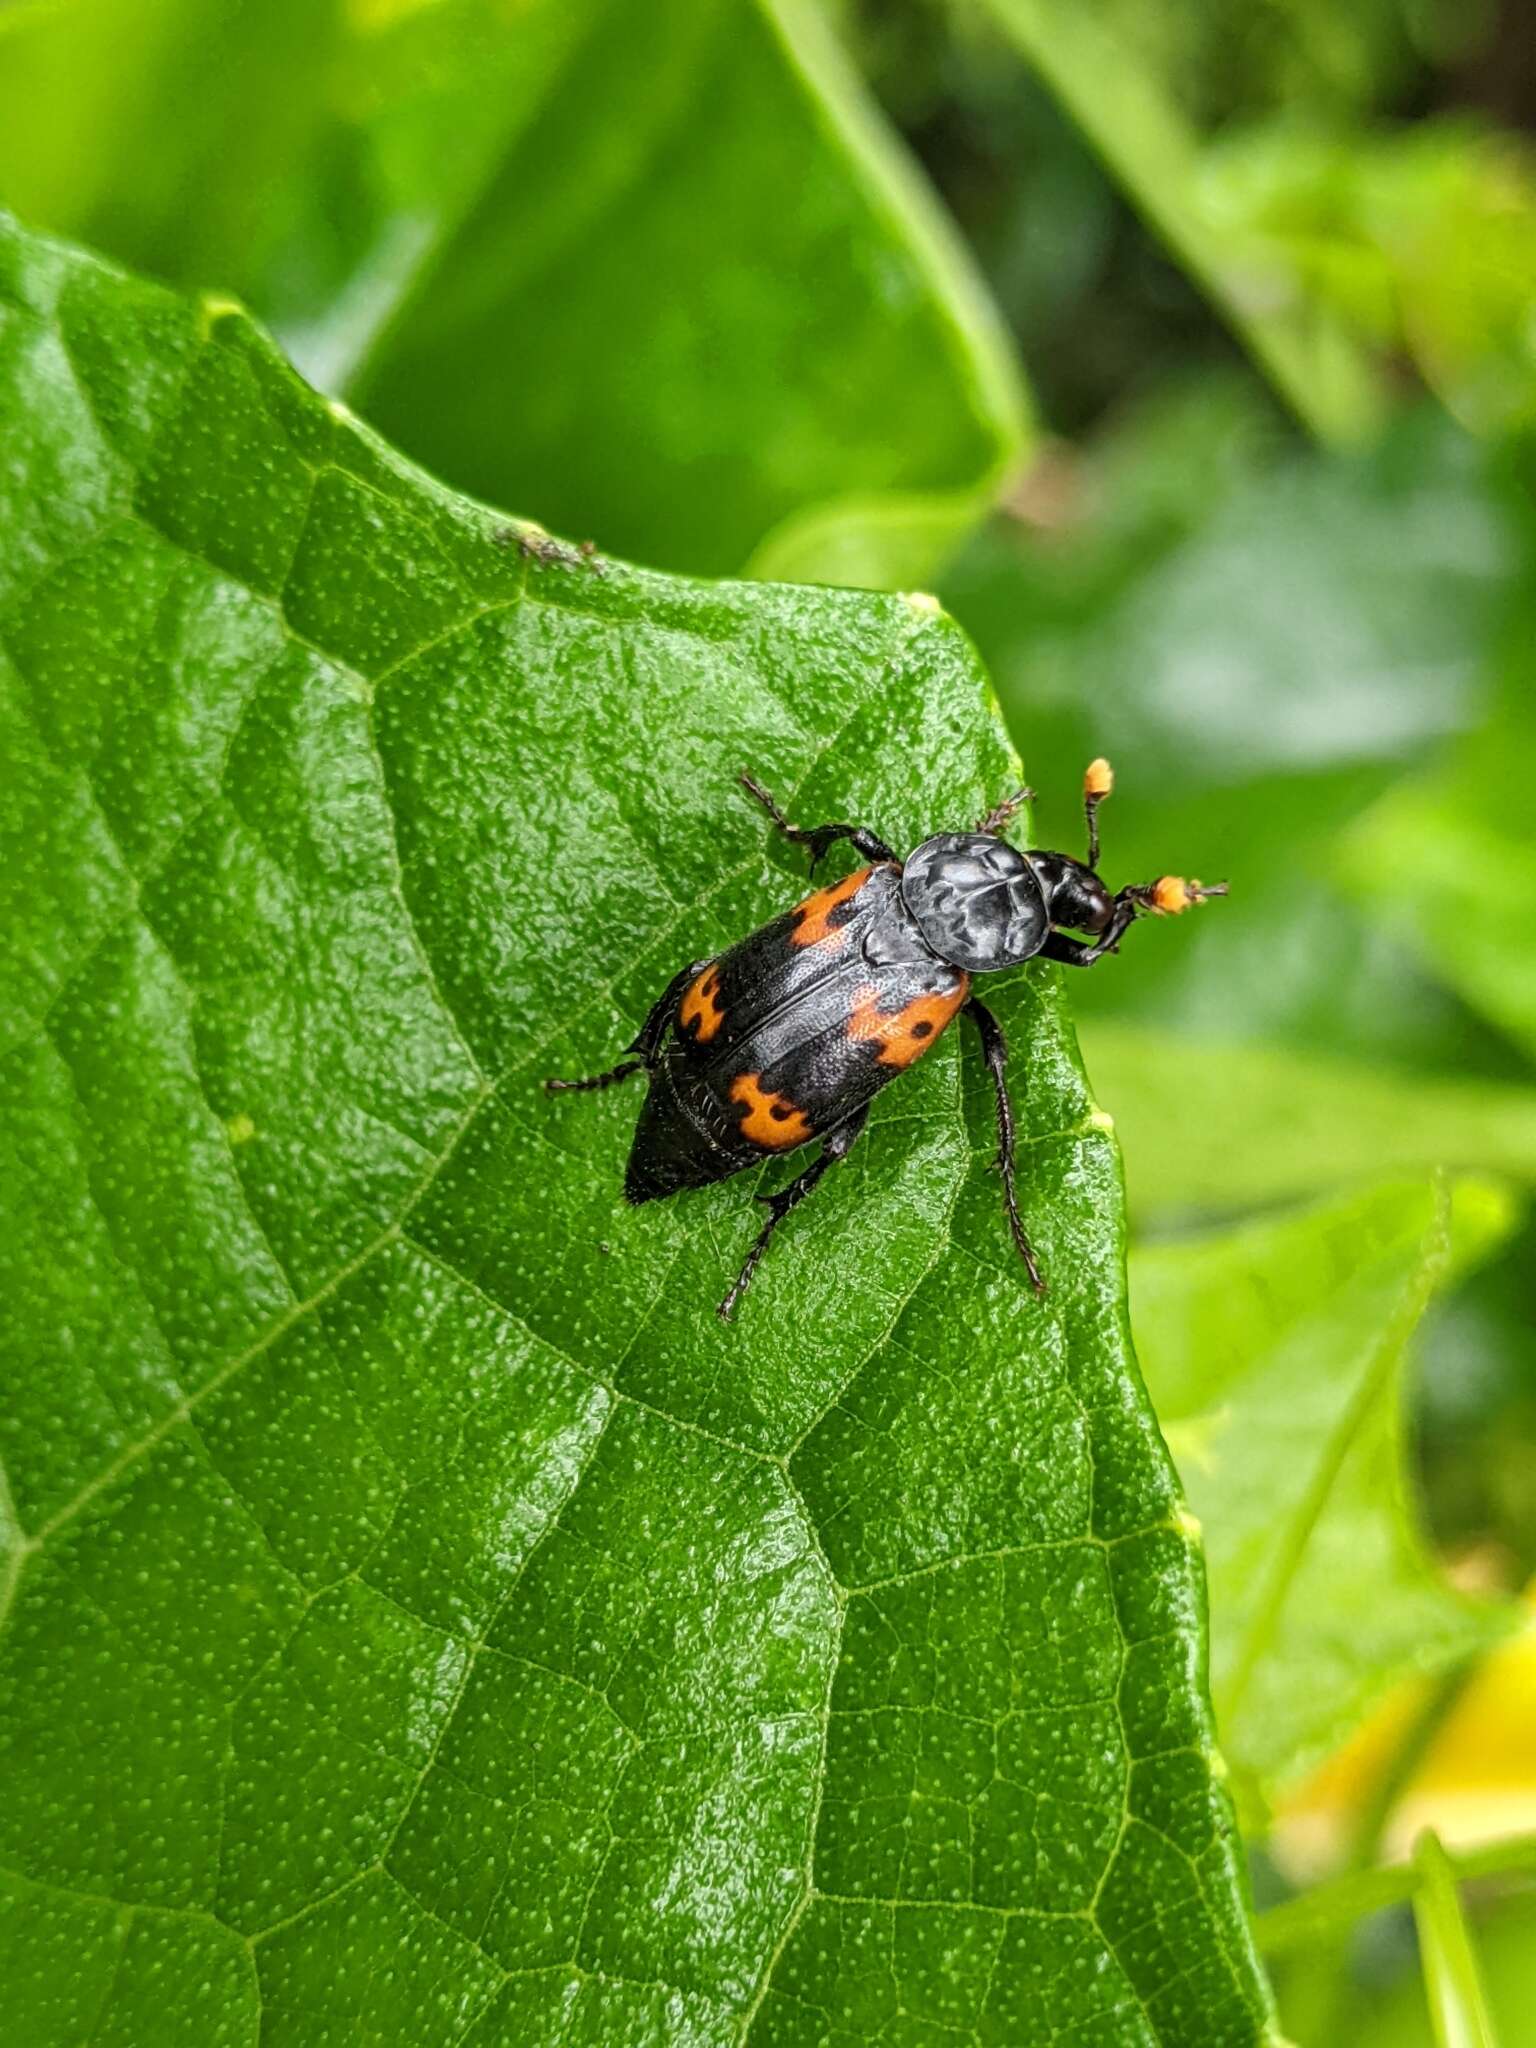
[1413,1827,1500,2048]
[1256,1833,1536,1954]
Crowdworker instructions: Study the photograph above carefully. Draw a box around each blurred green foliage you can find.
[3,0,1536,2041]
[0,0,1027,585]
[1131,1179,1514,1807]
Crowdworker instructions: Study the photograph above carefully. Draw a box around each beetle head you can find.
[1033,757,1228,946]
[1024,851,1115,936]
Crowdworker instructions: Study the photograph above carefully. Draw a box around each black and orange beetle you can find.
[548,763,1224,1319]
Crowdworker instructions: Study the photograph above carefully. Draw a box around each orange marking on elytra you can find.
[730,1073,813,1148]
[847,978,969,1069]
[790,867,873,951]
[680,963,725,1041]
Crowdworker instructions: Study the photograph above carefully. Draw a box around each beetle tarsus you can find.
[546,960,707,1095]
[975,786,1034,836]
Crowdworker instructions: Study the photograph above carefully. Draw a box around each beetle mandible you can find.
[547,761,1225,1320]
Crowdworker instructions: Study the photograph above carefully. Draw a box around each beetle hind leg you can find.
[717,1104,870,1322]
[965,996,1046,1296]
[544,959,706,1093]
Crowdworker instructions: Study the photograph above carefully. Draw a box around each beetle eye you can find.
[1081,883,1114,933]
[1058,874,1112,932]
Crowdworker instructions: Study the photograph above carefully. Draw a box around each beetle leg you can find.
[964,996,1046,1295]
[975,786,1034,836]
[544,1059,644,1093]
[739,772,898,871]
[717,1103,871,1322]
[1037,901,1138,968]
[545,960,706,1092]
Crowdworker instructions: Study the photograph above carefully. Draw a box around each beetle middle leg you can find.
[964,996,1045,1295]
[545,960,706,1092]
[740,773,898,871]
[717,1103,871,1322]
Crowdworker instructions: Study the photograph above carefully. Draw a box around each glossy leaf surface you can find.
[0,218,1268,2045]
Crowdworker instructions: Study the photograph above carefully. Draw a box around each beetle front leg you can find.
[545,959,706,1092]
[1038,930,1124,969]
[740,773,899,871]
[718,1103,871,1322]
[1038,900,1138,968]
[964,996,1045,1295]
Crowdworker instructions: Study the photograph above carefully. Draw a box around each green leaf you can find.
[1345,667,1536,1069]
[1080,1026,1536,1224]
[0,0,1027,587]
[1317,1873,1536,2048]
[970,0,1386,444]
[1255,1833,1536,1959]
[1129,1179,1519,1800]
[0,217,1269,2043]
[944,403,1509,807]
[1201,119,1536,440]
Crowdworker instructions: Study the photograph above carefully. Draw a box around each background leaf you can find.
[1129,1179,1518,1801]
[1200,119,1536,439]
[0,0,1028,587]
[1079,1028,1536,1224]
[1346,655,1536,1071]
[0,218,1271,2044]
[969,0,1386,443]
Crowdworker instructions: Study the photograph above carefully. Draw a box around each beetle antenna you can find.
[1083,758,1113,870]
[1122,875,1229,917]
